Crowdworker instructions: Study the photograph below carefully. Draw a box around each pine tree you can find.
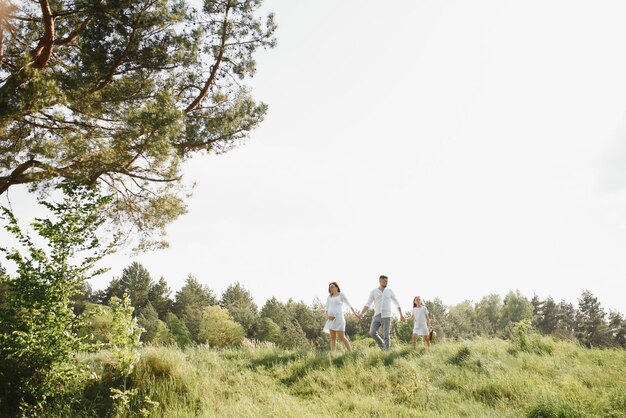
[554,300,577,339]
[1,0,277,249]
[220,282,258,338]
[165,312,192,348]
[259,297,308,348]
[137,302,173,345]
[148,277,173,320]
[576,290,611,348]
[607,311,626,348]
[172,275,217,342]
[535,297,559,335]
[102,262,153,313]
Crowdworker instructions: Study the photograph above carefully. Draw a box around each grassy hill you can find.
[77,336,625,417]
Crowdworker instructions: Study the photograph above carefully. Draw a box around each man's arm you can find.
[359,291,374,318]
[390,291,404,321]
[396,306,405,322]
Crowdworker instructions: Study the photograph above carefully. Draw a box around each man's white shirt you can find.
[365,287,401,318]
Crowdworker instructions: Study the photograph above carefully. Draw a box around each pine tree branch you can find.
[32,0,55,69]
[185,3,231,113]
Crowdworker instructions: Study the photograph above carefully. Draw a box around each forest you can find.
[75,262,626,352]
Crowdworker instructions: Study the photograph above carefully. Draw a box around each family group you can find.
[323,275,432,353]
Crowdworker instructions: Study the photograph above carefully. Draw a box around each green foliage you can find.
[608,311,626,348]
[165,312,193,348]
[346,308,374,338]
[198,305,245,348]
[103,262,153,312]
[286,299,326,348]
[220,281,258,338]
[259,297,309,348]
[1,0,277,249]
[107,295,144,416]
[148,277,173,319]
[256,317,281,345]
[508,320,554,356]
[424,298,447,339]
[0,183,112,415]
[70,280,94,315]
[78,302,114,344]
[137,302,175,346]
[394,317,414,343]
[172,275,217,342]
[576,290,612,348]
[446,301,478,339]
[554,300,577,339]
[474,294,502,336]
[533,296,559,334]
[173,274,217,312]
[500,290,534,329]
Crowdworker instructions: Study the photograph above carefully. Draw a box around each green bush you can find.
[165,312,193,348]
[78,303,114,344]
[198,306,245,348]
[0,183,112,415]
[510,320,554,355]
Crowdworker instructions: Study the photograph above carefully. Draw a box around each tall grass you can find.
[75,336,625,417]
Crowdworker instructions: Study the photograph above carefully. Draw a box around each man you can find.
[358,275,404,350]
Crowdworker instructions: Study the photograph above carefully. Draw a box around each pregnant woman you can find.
[324,281,359,352]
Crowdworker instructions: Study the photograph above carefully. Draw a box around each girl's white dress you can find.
[412,306,429,336]
[323,293,353,333]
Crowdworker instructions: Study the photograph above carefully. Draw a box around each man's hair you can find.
[379,275,388,280]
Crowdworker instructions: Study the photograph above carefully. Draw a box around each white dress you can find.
[323,293,353,333]
[412,306,429,336]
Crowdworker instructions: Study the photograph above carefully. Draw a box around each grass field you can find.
[76,335,626,417]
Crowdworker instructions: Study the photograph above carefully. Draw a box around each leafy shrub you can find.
[394,318,414,343]
[198,306,245,348]
[107,295,144,415]
[0,183,112,415]
[78,303,114,344]
[256,317,281,344]
[509,320,554,355]
[165,312,193,348]
[138,303,175,345]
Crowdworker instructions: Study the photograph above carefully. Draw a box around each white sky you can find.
[3,0,626,313]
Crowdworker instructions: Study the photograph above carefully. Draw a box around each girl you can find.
[406,296,431,348]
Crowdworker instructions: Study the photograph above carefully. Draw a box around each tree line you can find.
[71,262,626,350]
